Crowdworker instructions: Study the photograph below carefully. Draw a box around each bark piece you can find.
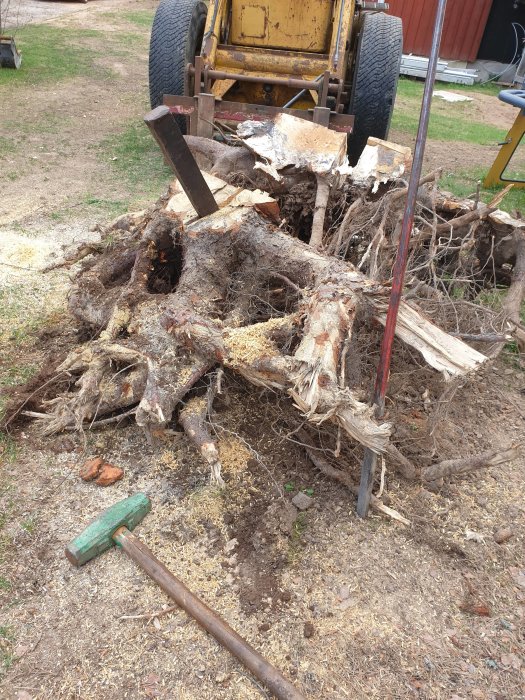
[95,463,124,486]
[494,528,514,544]
[310,174,330,250]
[237,113,348,180]
[80,457,103,481]
[348,137,412,193]
[374,300,486,377]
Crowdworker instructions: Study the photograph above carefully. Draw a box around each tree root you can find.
[180,396,224,486]
[421,445,520,487]
[493,229,525,354]
[20,137,523,495]
[29,180,494,489]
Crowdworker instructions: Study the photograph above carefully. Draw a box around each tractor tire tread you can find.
[149,0,207,131]
[348,12,403,164]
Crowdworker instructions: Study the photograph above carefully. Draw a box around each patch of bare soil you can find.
[0,354,524,699]
[3,0,86,30]
[439,90,517,131]
[389,132,500,180]
[0,0,158,226]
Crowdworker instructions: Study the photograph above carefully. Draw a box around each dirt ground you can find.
[1,2,524,699]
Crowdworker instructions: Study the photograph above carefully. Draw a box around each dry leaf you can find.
[460,601,491,617]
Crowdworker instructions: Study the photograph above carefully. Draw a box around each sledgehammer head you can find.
[65,493,151,567]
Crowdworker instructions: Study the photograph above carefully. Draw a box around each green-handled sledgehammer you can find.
[66,494,306,700]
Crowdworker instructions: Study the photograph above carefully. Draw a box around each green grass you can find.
[20,517,37,535]
[393,77,508,145]
[0,627,13,640]
[82,194,130,217]
[397,76,501,99]
[100,123,172,196]
[288,511,308,563]
[0,626,14,675]
[1,364,37,388]
[0,434,17,464]
[0,137,16,158]
[392,105,506,146]
[440,168,524,214]
[103,9,155,28]
[0,25,106,87]
[0,577,10,591]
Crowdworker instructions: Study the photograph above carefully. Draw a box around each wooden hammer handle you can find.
[114,528,306,700]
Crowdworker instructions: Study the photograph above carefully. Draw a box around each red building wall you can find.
[388,0,494,62]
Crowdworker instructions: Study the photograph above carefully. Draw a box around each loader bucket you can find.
[0,36,22,69]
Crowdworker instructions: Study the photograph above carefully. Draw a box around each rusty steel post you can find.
[357,0,449,518]
[144,105,219,218]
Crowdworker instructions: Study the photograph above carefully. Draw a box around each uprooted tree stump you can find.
[11,130,524,505]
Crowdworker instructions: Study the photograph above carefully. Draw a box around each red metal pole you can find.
[357,0,449,517]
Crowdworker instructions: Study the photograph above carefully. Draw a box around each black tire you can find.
[149,0,207,132]
[347,12,403,164]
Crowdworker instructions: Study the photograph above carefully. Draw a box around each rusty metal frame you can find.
[190,0,358,134]
[188,64,341,97]
[163,94,354,134]
[214,44,330,78]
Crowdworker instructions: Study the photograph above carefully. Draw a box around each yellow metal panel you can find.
[211,78,237,98]
[230,0,334,53]
[215,45,328,78]
[484,112,525,189]
[328,0,355,79]
[202,0,228,65]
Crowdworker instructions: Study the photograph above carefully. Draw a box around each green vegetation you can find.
[397,76,501,99]
[20,517,37,535]
[395,77,506,143]
[440,168,524,214]
[103,9,155,28]
[292,512,307,538]
[0,488,15,628]
[0,626,14,675]
[1,364,37,388]
[0,137,16,157]
[0,434,17,464]
[100,123,172,200]
[0,26,106,87]
[82,194,130,218]
[392,109,506,146]
[393,79,524,214]
[288,511,308,563]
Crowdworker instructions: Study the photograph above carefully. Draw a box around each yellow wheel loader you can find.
[149,0,402,163]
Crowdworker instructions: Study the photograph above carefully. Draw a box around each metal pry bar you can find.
[144,105,219,218]
[357,0,450,517]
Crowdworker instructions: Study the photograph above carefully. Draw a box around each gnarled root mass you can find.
[21,135,522,495]
[33,179,490,486]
